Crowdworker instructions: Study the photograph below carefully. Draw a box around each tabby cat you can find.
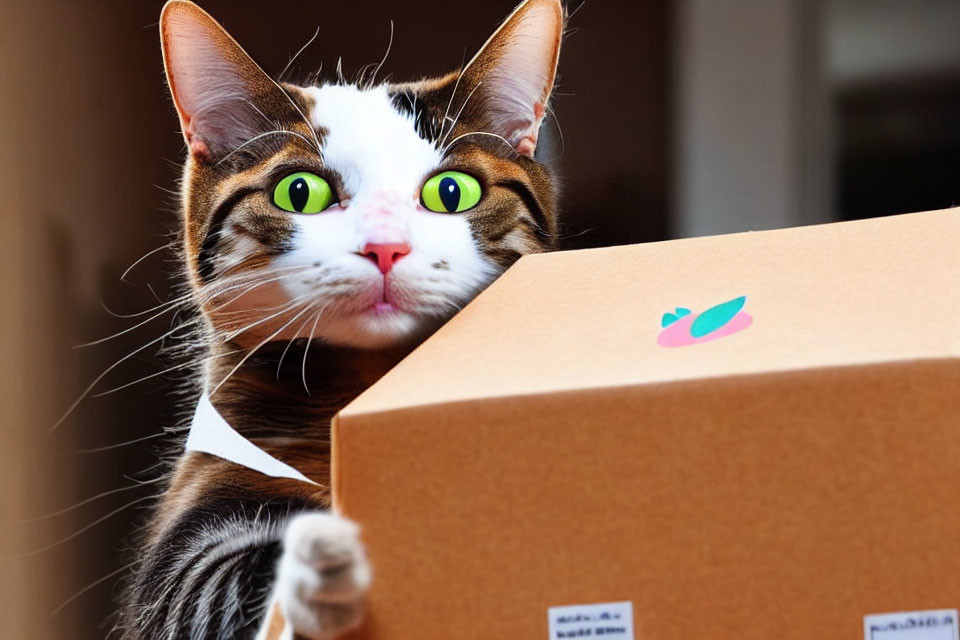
[119,0,564,637]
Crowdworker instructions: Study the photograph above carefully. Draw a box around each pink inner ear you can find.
[516,102,546,157]
[162,6,266,158]
[189,138,211,161]
[180,111,218,160]
[465,2,561,156]
[516,137,537,157]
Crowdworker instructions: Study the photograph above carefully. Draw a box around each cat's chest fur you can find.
[209,341,412,444]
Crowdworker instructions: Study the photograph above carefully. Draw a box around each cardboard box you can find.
[332,209,960,640]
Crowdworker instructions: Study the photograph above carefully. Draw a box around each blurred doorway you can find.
[673,0,960,236]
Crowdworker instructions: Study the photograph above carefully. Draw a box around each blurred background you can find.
[1,0,958,637]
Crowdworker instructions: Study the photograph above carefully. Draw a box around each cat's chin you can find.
[320,305,442,350]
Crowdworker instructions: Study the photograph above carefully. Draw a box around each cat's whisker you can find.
[22,494,157,557]
[199,264,314,300]
[72,431,168,455]
[75,301,182,349]
[200,265,313,297]
[240,43,324,155]
[355,62,375,89]
[443,131,517,157]
[196,278,290,313]
[51,315,211,433]
[215,129,320,167]
[367,20,394,88]
[214,294,312,344]
[276,90,323,157]
[276,337,302,380]
[279,26,320,82]
[277,312,319,379]
[195,262,310,294]
[89,348,243,398]
[100,290,193,320]
[104,262,302,338]
[437,62,468,145]
[50,561,139,618]
[20,481,155,523]
[120,242,176,283]
[220,294,317,343]
[438,80,483,151]
[191,265,315,312]
[144,282,165,305]
[153,183,181,197]
[212,304,293,319]
[209,302,317,398]
[124,461,167,485]
[545,102,565,157]
[301,307,326,395]
[566,0,585,21]
[106,271,273,321]
[308,61,324,87]
[241,98,281,132]
[411,92,423,133]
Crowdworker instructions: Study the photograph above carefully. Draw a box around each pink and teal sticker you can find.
[658,295,753,348]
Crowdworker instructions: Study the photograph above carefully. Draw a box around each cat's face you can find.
[161,0,563,350]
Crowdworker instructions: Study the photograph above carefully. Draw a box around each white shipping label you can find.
[864,610,959,640]
[548,601,634,640]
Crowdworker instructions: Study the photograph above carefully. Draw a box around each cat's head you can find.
[160,0,563,350]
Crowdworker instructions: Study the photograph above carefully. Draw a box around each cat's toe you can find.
[274,512,370,639]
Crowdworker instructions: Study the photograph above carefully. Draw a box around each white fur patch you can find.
[260,84,499,349]
[309,85,440,200]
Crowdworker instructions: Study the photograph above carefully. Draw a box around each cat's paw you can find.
[272,512,371,639]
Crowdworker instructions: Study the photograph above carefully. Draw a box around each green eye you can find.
[273,172,335,214]
[421,171,482,213]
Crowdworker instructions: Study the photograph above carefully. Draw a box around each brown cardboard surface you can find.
[330,209,960,639]
[343,208,960,415]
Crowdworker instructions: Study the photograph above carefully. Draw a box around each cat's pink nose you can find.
[361,242,411,274]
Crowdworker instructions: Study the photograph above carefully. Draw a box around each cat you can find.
[118,0,564,638]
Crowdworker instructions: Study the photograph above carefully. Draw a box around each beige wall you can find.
[1,2,72,636]
[675,0,800,237]
[0,2,166,635]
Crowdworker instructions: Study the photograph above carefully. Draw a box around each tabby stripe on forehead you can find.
[196,187,259,281]
[389,88,445,144]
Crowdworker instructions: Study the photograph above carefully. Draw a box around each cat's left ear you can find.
[455,0,564,157]
[159,0,306,163]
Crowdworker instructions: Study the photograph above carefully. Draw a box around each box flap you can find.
[341,209,960,417]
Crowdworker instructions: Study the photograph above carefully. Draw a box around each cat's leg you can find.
[119,453,369,640]
[257,512,371,640]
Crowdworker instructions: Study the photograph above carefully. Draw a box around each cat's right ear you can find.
[452,0,564,157]
[159,0,293,162]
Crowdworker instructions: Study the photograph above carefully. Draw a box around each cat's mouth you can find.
[371,301,398,315]
[364,276,404,316]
